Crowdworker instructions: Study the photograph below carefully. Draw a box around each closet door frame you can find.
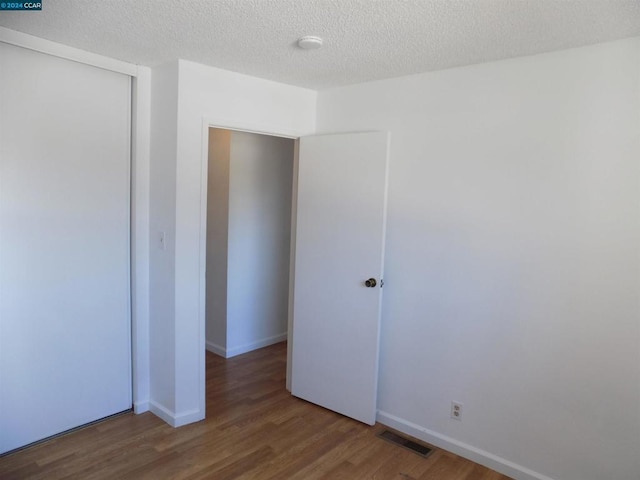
[0,26,151,419]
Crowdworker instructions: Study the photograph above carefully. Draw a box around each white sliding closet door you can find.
[0,42,132,453]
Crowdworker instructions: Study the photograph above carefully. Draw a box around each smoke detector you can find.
[297,36,323,50]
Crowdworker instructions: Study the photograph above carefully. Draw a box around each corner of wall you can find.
[149,400,203,428]
[148,59,180,419]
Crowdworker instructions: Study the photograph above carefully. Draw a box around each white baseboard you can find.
[149,400,176,426]
[133,400,149,414]
[149,401,204,428]
[205,340,226,357]
[227,333,287,358]
[376,410,555,480]
[206,333,287,359]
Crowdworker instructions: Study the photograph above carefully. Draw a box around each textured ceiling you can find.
[1,0,639,90]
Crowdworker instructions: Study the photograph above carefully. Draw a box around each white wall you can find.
[148,59,316,426]
[205,128,231,354]
[226,131,293,355]
[149,61,179,417]
[316,38,640,480]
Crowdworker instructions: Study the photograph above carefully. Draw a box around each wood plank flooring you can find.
[0,342,512,479]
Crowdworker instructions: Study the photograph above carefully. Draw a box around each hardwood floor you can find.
[0,342,512,479]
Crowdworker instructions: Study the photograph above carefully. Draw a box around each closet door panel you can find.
[0,43,132,453]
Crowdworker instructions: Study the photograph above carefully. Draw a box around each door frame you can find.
[198,118,306,404]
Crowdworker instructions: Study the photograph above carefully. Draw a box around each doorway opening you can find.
[204,128,296,364]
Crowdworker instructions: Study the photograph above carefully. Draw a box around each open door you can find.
[291,131,389,425]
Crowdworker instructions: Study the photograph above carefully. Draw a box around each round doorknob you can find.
[365,278,377,288]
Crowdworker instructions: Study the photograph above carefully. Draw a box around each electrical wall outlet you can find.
[451,401,463,421]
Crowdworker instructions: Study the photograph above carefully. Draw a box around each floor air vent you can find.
[376,430,433,458]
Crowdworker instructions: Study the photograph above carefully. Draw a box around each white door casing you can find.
[291,131,390,425]
[0,43,132,453]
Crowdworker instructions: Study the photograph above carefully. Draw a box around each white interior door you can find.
[0,43,132,453]
[291,131,389,425]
